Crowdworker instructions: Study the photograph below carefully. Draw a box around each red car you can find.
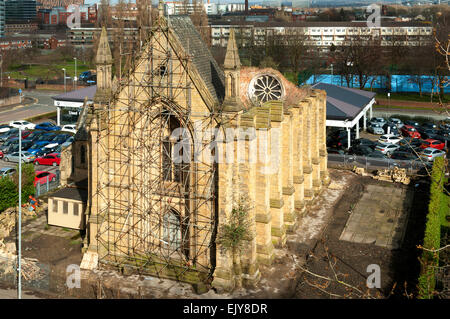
[0,150,3,159]
[420,139,445,150]
[34,171,56,186]
[400,125,421,139]
[33,153,61,166]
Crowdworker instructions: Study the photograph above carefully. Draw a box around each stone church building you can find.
[58,5,329,291]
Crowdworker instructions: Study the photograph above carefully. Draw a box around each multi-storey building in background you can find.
[5,0,37,22]
[210,20,434,51]
[0,0,5,37]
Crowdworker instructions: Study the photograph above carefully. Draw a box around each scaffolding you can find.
[91,23,221,283]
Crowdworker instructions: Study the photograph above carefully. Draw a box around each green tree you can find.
[0,177,18,212]
[11,163,35,203]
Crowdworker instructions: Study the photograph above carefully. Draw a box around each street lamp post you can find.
[74,57,77,90]
[17,127,22,299]
[62,68,66,93]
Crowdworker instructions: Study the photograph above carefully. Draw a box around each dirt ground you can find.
[0,169,429,299]
[293,171,429,299]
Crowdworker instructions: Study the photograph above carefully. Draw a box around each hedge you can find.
[417,156,447,299]
[0,163,35,213]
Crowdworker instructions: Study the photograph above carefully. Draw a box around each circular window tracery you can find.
[248,74,284,103]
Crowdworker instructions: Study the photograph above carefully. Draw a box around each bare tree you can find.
[333,37,383,89]
[190,0,210,47]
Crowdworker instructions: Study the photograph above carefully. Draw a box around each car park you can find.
[378,134,402,144]
[9,120,35,130]
[0,167,16,178]
[375,143,400,154]
[368,123,384,135]
[34,122,61,131]
[33,153,61,166]
[382,123,400,136]
[61,124,77,134]
[353,138,377,148]
[400,125,421,139]
[367,150,385,158]
[420,139,445,150]
[34,171,56,186]
[419,148,446,162]
[3,151,36,163]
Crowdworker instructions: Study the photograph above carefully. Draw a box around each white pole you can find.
[18,127,22,299]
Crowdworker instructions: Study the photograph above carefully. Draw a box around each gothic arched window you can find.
[163,209,182,250]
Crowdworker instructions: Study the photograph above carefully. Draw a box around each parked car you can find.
[417,128,439,140]
[368,123,384,135]
[9,120,35,130]
[61,136,74,148]
[48,134,71,147]
[367,150,386,158]
[422,122,438,130]
[420,139,445,150]
[8,129,31,140]
[33,153,61,166]
[375,143,400,154]
[369,117,386,126]
[61,124,77,134]
[3,151,36,163]
[23,130,45,143]
[0,167,16,178]
[419,148,446,162]
[390,151,418,161]
[0,138,19,153]
[35,145,62,158]
[7,140,34,153]
[349,145,374,156]
[34,122,61,131]
[79,71,93,81]
[327,148,346,155]
[0,124,11,134]
[0,150,3,159]
[404,120,420,128]
[378,134,402,144]
[388,118,404,128]
[34,171,56,186]
[353,138,377,149]
[0,128,19,142]
[400,125,421,139]
[382,123,400,136]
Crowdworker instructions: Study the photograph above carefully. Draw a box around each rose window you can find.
[248,74,284,103]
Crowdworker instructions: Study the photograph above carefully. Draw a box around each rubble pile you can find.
[373,167,410,185]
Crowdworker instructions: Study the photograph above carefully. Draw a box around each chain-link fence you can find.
[35,171,60,197]
[327,153,432,173]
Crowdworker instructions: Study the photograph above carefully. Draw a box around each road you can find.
[0,157,59,176]
[0,90,60,125]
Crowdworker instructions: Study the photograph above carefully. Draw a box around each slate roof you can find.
[312,83,376,121]
[52,85,97,103]
[50,187,88,202]
[169,16,225,103]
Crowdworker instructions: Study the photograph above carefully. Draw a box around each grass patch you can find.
[375,92,450,103]
[374,104,448,112]
[6,61,91,81]
[283,72,298,85]
[25,111,57,123]
[44,224,49,230]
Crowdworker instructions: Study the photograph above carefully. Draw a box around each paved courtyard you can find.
[21,214,78,241]
[339,184,413,249]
